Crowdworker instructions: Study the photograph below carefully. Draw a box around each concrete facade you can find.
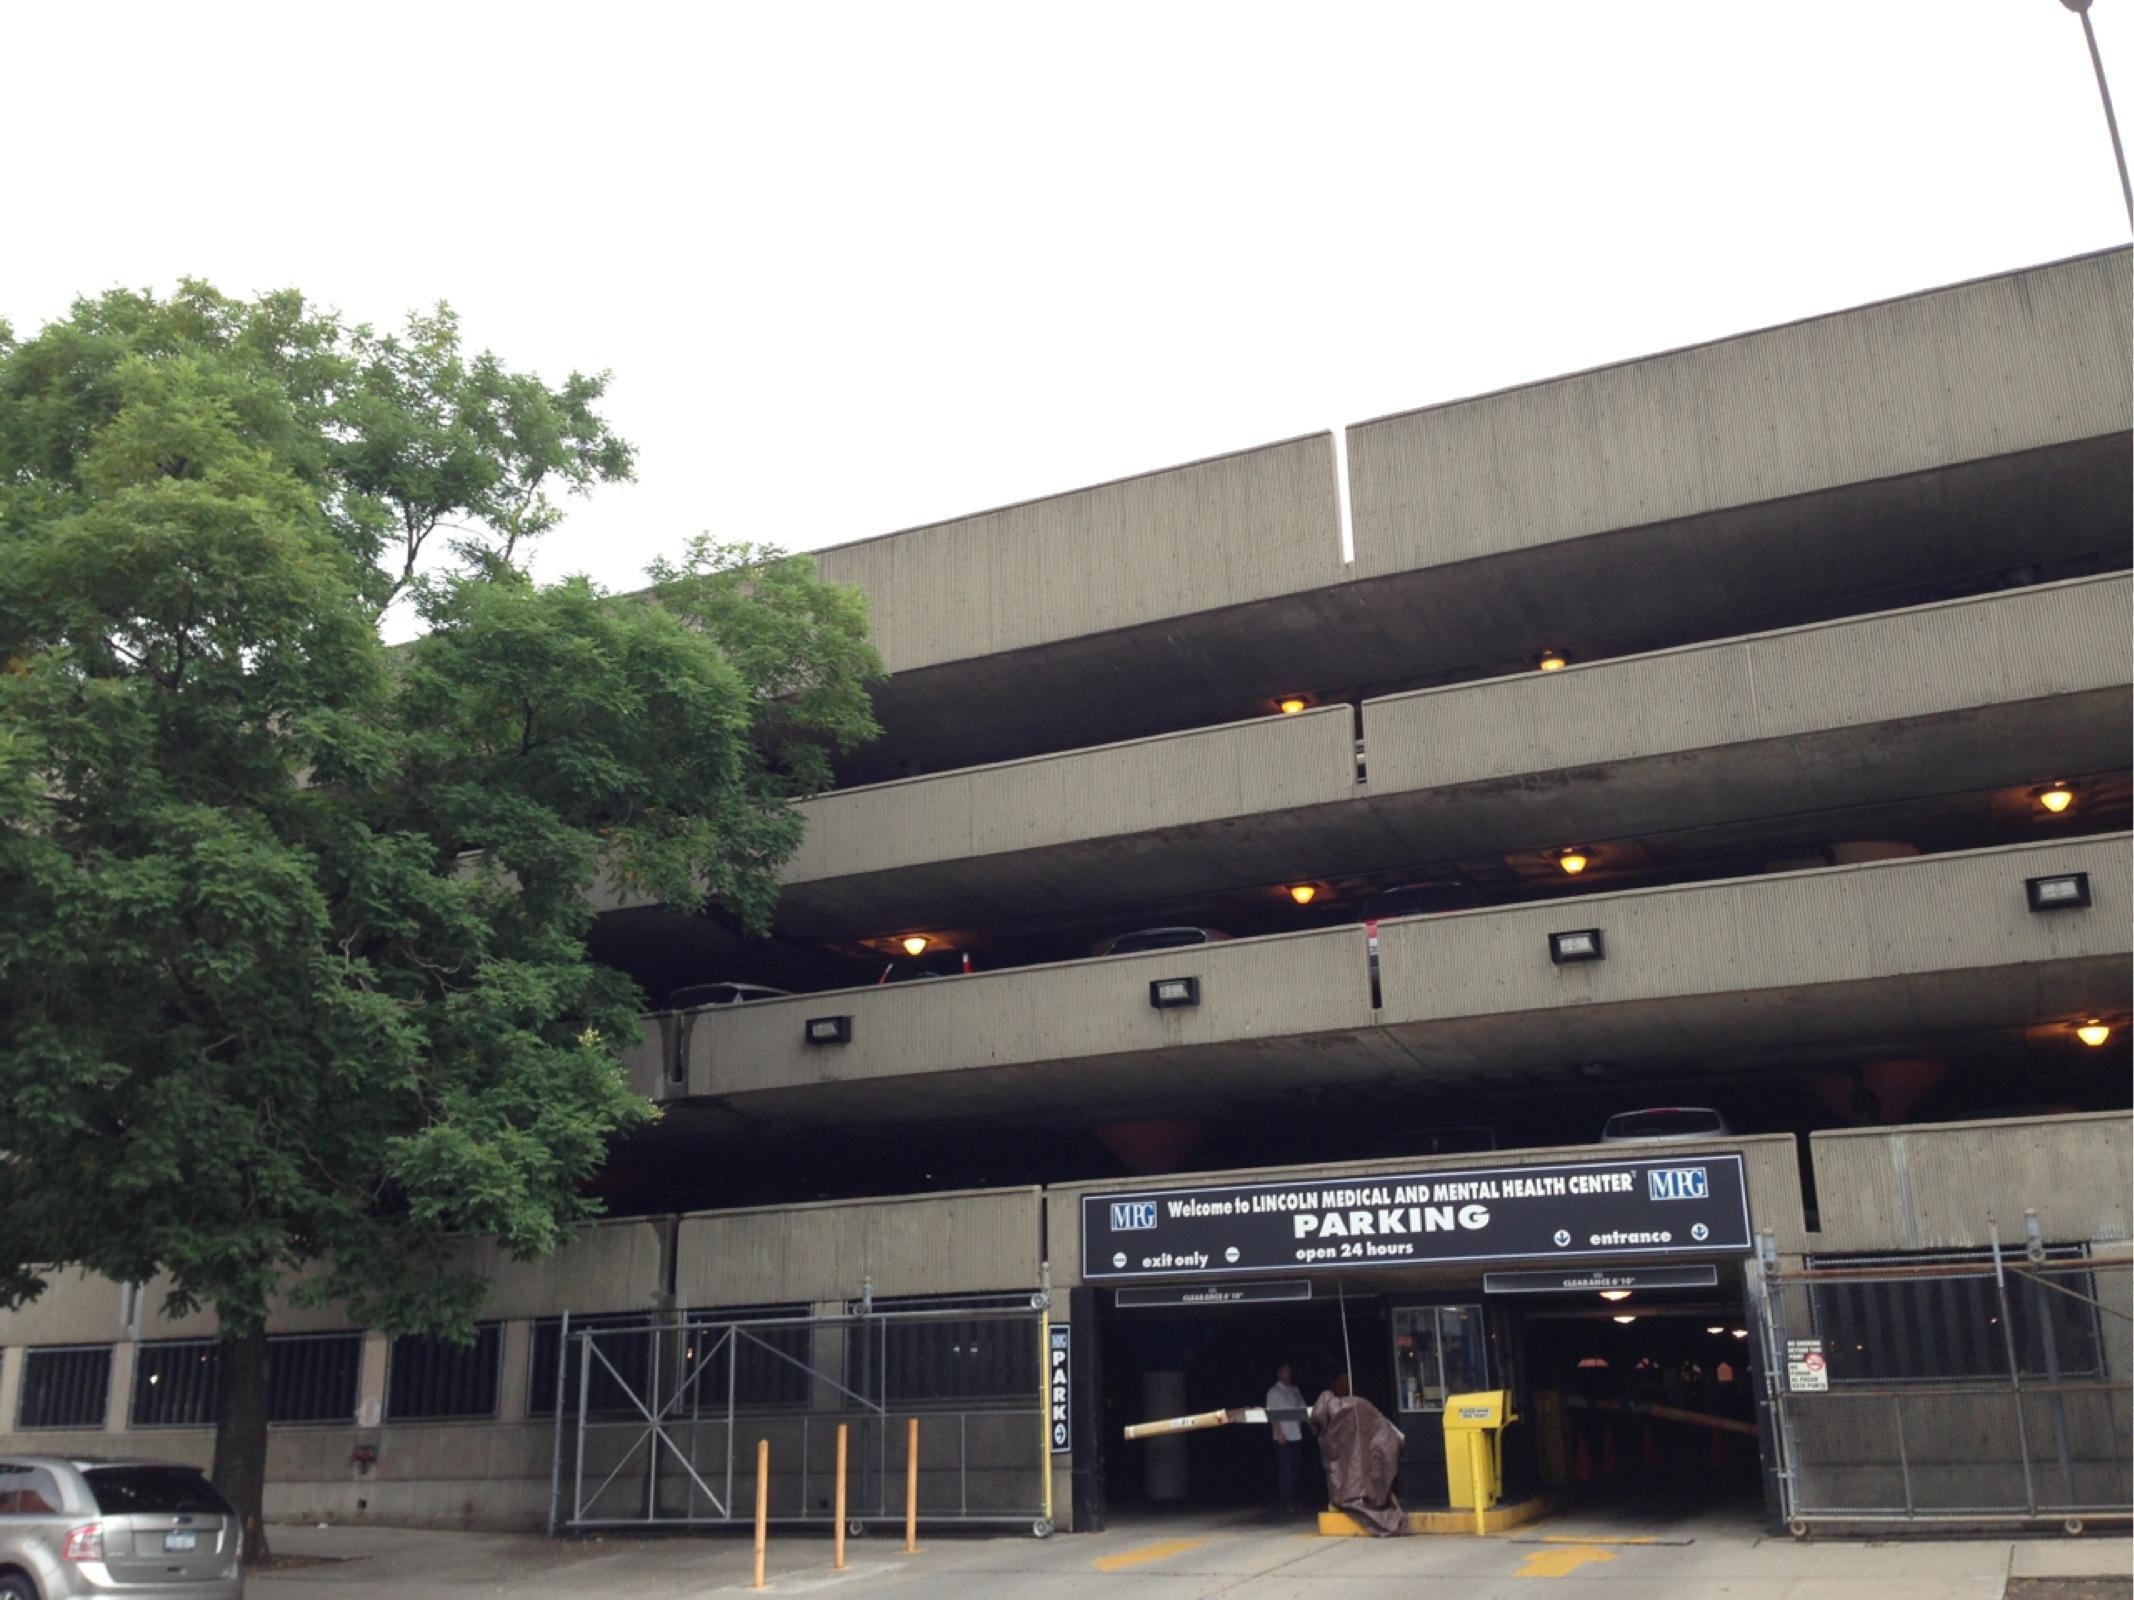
[775,575,2129,940]
[822,249,2130,780]
[651,837,2130,1124]
[1346,251,2131,579]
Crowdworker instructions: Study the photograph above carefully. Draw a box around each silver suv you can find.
[0,1458,241,1599]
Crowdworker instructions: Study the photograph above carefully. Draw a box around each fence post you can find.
[834,1422,849,1570]
[1988,1218,2039,1515]
[1891,1395,1914,1517]
[1039,1266,1055,1534]
[573,1322,593,1529]
[1749,1234,1801,1526]
[2026,1210,2079,1508]
[645,1316,665,1524]
[546,1309,569,1535]
[905,1417,920,1553]
[753,1438,769,1589]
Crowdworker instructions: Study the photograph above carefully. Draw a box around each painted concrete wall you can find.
[786,703,1358,884]
[1360,574,2131,795]
[1373,835,2130,1026]
[674,1188,1043,1306]
[683,926,1375,1098]
[1808,1110,2134,1253]
[813,434,1344,675]
[1347,249,2132,579]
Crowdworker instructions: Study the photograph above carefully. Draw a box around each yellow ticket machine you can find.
[1442,1389,1515,1523]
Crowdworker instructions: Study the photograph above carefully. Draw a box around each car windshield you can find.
[84,1465,232,1515]
[669,983,785,1008]
[1106,928,1210,954]
[1367,884,1482,919]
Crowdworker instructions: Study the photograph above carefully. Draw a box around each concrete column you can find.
[356,1331,390,1429]
[106,1339,138,1433]
[497,1321,531,1424]
[0,1346,21,1434]
[810,1300,847,1414]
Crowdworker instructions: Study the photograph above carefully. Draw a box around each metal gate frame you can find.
[1753,1222,2134,1533]
[547,1295,1056,1537]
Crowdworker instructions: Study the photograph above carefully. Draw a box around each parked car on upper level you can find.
[0,1456,243,1599]
[881,952,971,982]
[1358,880,1488,1006]
[1091,926,1232,957]
[1365,1125,1499,1160]
[666,981,792,1010]
[656,983,795,1087]
[1600,1106,1734,1143]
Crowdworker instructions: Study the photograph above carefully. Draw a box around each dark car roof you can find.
[1362,881,1485,917]
[1100,926,1226,953]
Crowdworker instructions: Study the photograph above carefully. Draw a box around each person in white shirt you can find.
[1267,1363,1308,1513]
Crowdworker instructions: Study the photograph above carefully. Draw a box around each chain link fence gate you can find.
[1755,1221,2132,1533]
[547,1296,1055,1538]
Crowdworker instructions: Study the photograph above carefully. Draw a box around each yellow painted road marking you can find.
[1093,1538,1207,1573]
[1516,1544,1618,1578]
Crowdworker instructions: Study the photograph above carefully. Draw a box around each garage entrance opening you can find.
[1519,1301,1765,1518]
[1099,1292,1391,1514]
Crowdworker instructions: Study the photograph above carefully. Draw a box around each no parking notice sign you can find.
[1786,1339,1828,1392]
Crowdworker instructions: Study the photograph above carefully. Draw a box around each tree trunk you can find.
[211,1322,272,1564]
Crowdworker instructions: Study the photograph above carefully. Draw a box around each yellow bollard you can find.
[753,1438,769,1588]
[834,1423,848,1571]
[904,1416,920,1553]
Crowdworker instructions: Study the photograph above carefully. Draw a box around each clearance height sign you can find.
[1081,1154,1752,1280]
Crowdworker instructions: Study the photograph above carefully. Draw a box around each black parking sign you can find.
[1048,1326,1071,1453]
[1082,1153,1752,1280]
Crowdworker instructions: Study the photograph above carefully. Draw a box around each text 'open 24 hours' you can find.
[1081,1154,1751,1280]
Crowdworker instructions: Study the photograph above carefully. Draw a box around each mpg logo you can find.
[1111,1202,1158,1231]
[1647,1167,1709,1202]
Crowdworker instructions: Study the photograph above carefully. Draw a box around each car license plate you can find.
[164,1530,197,1552]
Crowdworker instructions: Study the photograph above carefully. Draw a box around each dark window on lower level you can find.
[386,1325,501,1421]
[132,1340,221,1428]
[528,1315,657,1419]
[129,1333,364,1427]
[844,1295,1040,1409]
[685,1306,812,1410]
[267,1332,364,1423]
[17,1345,112,1430]
[1807,1246,2103,1384]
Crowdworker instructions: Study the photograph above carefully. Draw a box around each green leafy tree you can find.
[0,285,880,1557]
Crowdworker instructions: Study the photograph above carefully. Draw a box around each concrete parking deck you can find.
[247,1509,2131,1598]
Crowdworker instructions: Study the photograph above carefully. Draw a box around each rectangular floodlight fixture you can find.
[1549,929,1604,964]
[1148,976,1201,1009]
[2026,872,2091,912]
[804,1014,853,1046]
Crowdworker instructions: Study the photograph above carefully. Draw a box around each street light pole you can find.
[2062,0,2134,230]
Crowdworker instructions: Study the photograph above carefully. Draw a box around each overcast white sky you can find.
[7,1,2129,609]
